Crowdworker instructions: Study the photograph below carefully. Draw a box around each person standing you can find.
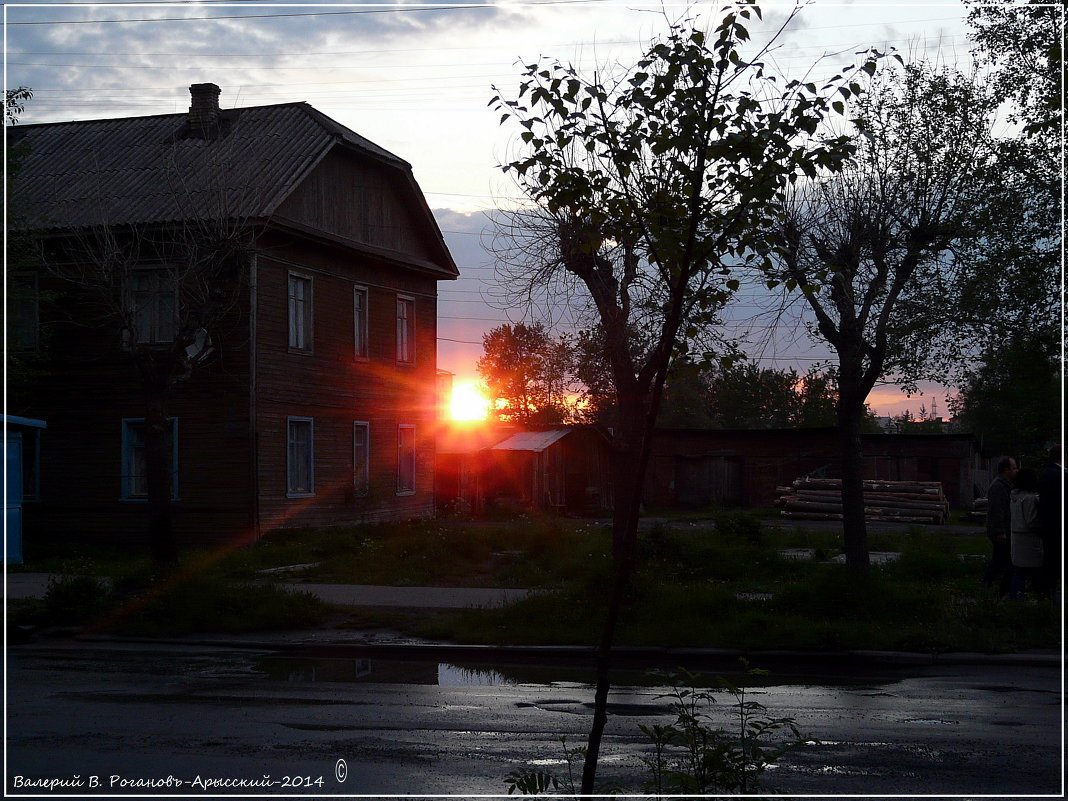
[984,456,1018,596]
[1037,444,1064,595]
[1009,468,1044,598]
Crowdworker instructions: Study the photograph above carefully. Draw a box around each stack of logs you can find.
[775,477,950,524]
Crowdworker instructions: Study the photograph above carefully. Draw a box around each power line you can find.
[6,0,608,25]
[438,336,483,344]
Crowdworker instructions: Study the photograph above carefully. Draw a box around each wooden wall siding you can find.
[254,251,438,530]
[446,430,614,515]
[645,429,978,510]
[273,149,439,264]
[19,210,447,544]
[16,273,254,544]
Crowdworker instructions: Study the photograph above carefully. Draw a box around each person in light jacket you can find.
[1009,467,1044,599]
[985,456,1018,596]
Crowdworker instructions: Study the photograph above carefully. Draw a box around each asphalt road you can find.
[5,639,1063,797]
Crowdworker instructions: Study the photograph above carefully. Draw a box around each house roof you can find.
[8,100,457,277]
[490,429,574,453]
[437,425,517,455]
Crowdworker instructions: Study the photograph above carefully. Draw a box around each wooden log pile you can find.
[774,477,949,524]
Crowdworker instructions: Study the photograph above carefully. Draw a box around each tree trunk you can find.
[581,442,643,794]
[142,376,178,565]
[836,398,870,573]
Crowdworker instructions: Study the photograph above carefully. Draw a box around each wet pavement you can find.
[4,574,531,608]
[6,569,1063,796]
[5,638,1063,796]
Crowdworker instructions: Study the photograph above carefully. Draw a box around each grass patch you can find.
[219,517,612,588]
[12,511,1057,653]
[11,567,330,637]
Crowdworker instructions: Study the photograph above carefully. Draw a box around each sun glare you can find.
[449,381,491,423]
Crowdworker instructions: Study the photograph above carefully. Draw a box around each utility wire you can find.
[6,0,608,25]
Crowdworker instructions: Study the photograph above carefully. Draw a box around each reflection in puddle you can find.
[256,655,896,691]
[259,656,524,687]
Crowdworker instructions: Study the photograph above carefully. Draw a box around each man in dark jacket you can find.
[984,456,1018,596]
[1037,445,1063,596]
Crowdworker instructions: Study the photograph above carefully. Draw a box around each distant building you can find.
[646,428,984,510]
[436,425,613,515]
[9,83,458,546]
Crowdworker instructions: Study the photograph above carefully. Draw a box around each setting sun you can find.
[449,381,491,422]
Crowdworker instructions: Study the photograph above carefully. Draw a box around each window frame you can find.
[286,416,315,498]
[125,266,178,346]
[120,417,179,502]
[287,272,314,353]
[397,423,416,495]
[353,420,370,497]
[353,285,369,360]
[396,294,415,364]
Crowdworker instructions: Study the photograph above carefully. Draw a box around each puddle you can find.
[259,656,517,687]
[255,655,904,690]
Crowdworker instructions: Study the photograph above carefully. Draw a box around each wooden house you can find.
[7,83,458,546]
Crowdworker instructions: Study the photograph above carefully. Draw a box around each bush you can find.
[116,576,329,636]
[712,510,766,547]
[42,575,113,625]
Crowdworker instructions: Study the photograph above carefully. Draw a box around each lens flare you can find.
[449,381,491,422]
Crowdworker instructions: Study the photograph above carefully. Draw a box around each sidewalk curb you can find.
[53,634,1064,669]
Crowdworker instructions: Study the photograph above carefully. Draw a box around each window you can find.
[288,273,312,351]
[287,417,314,496]
[121,418,178,500]
[397,424,416,494]
[396,295,414,363]
[353,421,370,496]
[353,286,369,359]
[8,272,39,351]
[127,268,177,344]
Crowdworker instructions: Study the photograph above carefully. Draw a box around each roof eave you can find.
[268,216,458,280]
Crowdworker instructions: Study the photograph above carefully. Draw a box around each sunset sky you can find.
[4,0,980,417]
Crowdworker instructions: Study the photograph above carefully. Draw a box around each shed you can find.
[4,415,47,564]
[482,427,613,513]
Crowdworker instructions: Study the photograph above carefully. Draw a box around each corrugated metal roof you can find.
[437,426,516,455]
[490,429,573,453]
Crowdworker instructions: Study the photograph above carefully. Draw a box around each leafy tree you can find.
[702,363,867,429]
[657,359,716,428]
[477,322,574,424]
[569,325,622,427]
[964,0,1062,138]
[890,3,1062,458]
[795,368,850,428]
[5,86,32,125]
[770,62,999,572]
[949,334,1061,464]
[492,3,881,789]
[705,363,799,428]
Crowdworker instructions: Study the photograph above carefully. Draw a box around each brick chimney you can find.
[188,82,221,135]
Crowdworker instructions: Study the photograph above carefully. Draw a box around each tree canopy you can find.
[493,2,884,789]
[477,322,573,424]
[769,60,999,570]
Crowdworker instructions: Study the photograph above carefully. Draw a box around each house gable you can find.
[271,148,448,274]
[10,98,457,282]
